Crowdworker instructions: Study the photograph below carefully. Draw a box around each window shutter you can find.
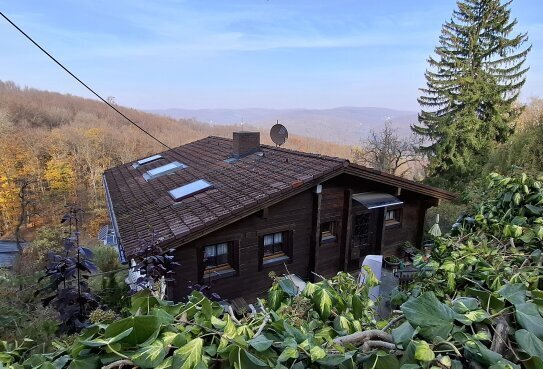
[287,230,294,262]
[258,236,264,271]
[232,240,240,276]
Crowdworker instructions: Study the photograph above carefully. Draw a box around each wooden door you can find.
[350,211,377,260]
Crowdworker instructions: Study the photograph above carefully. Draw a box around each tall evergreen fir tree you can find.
[413,0,530,184]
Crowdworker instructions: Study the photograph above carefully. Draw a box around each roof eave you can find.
[345,163,457,201]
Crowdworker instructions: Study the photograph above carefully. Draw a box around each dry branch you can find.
[101,359,135,369]
[361,340,397,353]
[382,314,404,332]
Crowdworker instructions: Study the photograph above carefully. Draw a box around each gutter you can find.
[102,174,127,264]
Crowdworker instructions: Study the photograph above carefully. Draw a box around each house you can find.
[103,132,454,301]
[0,240,24,269]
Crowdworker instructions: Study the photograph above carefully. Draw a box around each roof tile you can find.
[103,136,345,256]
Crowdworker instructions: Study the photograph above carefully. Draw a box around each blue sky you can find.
[1,0,542,111]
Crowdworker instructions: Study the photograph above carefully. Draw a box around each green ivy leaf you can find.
[463,340,518,368]
[515,302,543,339]
[333,315,352,335]
[131,340,166,369]
[392,321,416,349]
[80,328,133,347]
[309,346,326,362]
[278,347,299,363]
[67,356,100,369]
[303,282,318,298]
[363,350,400,369]
[451,297,479,314]
[52,355,70,369]
[239,349,268,368]
[441,260,456,272]
[313,288,333,320]
[351,295,364,320]
[498,283,526,305]
[465,288,505,311]
[130,291,160,315]
[155,356,173,369]
[248,335,273,352]
[515,329,543,358]
[103,316,160,346]
[316,351,355,366]
[160,331,186,348]
[173,338,204,369]
[473,330,491,341]
[525,204,543,215]
[464,310,489,323]
[413,341,435,362]
[268,290,285,311]
[200,298,213,320]
[279,278,298,297]
[401,292,456,340]
[223,315,238,339]
[211,316,226,330]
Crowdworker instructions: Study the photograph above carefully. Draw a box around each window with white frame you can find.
[263,232,287,257]
[385,208,402,226]
[204,242,231,270]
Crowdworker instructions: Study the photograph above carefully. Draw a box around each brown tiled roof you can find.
[103,136,347,257]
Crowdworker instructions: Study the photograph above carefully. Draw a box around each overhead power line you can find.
[0,10,173,151]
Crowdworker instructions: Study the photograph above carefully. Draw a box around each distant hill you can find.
[0,80,354,240]
[148,107,418,145]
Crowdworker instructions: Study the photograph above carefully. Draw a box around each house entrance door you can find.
[350,211,377,260]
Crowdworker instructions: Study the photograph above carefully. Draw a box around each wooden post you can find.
[309,190,322,282]
[375,208,385,254]
[340,189,353,271]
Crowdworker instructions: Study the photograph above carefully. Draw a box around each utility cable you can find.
[0,10,173,151]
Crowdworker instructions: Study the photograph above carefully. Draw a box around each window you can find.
[169,179,213,201]
[202,241,237,280]
[260,231,291,267]
[138,154,162,165]
[143,161,187,180]
[385,208,402,227]
[320,221,337,243]
[204,243,230,269]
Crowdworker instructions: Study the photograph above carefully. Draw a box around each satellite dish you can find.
[270,122,288,146]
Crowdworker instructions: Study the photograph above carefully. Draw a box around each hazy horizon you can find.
[1,1,542,112]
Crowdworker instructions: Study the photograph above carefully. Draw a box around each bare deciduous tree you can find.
[352,120,422,178]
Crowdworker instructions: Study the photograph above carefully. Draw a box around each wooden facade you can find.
[170,173,439,302]
[103,134,453,303]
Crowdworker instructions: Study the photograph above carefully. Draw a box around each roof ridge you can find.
[259,142,347,163]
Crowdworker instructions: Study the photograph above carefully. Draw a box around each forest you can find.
[0,80,351,242]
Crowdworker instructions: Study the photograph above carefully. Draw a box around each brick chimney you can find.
[232,131,260,158]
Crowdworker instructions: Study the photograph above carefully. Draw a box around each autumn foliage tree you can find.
[0,80,351,239]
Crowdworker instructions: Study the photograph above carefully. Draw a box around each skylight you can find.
[138,154,162,165]
[169,179,212,201]
[143,161,187,180]
[133,154,162,168]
